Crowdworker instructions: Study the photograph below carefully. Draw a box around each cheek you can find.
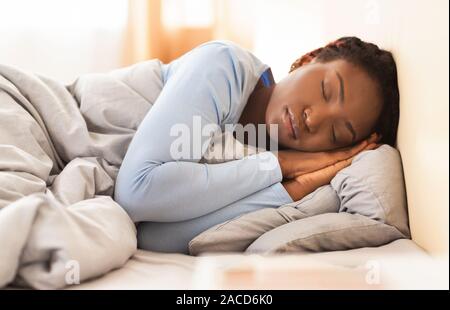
[275,78,306,103]
[351,105,383,140]
[299,131,336,152]
[265,100,282,128]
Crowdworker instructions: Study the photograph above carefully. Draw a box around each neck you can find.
[238,83,275,127]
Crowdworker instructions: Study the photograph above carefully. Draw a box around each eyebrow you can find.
[335,70,345,104]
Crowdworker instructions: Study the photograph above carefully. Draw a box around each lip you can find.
[284,107,300,140]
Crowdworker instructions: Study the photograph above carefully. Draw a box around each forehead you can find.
[323,59,383,140]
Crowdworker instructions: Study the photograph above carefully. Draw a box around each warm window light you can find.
[162,0,214,28]
[0,0,128,29]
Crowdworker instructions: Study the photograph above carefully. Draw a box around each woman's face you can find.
[265,59,383,152]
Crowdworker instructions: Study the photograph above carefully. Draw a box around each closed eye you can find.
[331,125,337,144]
[321,80,329,102]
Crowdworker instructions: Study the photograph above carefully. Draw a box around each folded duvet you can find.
[0,60,166,289]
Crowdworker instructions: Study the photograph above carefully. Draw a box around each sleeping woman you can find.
[113,36,400,254]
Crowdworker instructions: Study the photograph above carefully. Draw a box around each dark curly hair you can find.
[289,36,400,147]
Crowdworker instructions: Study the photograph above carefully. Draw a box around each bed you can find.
[72,239,444,289]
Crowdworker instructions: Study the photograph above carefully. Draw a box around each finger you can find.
[367,132,379,144]
[373,142,383,149]
[330,133,377,163]
[327,141,363,165]
[376,134,383,143]
[364,142,384,152]
[329,156,354,173]
[346,139,369,154]
[363,142,378,151]
[353,134,379,153]
[347,139,370,156]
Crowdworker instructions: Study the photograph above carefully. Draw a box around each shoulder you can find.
[191,40,268,77]
[167,40,267,76]
[194,40,256,61]
[196,40,247,52]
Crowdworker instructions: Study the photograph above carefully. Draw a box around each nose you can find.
[303,104,343,133]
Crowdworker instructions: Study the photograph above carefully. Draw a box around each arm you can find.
[276,133,380,179]
[114,43,282,222]
[282,142,380,201]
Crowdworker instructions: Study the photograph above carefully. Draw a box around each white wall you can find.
[249,0,449,256]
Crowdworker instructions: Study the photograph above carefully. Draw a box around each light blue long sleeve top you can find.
[114,40,293,252]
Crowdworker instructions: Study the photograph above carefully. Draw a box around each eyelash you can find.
[321,80,330,102]
[332,125,337,144]
[321,80,336,144]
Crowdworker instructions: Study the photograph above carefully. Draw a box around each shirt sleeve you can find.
[114,41,284,223]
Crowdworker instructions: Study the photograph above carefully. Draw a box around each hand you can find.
[276,133,381,179]
[282,142,380,201]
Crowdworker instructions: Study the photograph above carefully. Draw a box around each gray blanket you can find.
[0,60,165,289]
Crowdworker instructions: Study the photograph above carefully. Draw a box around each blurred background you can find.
[3,0,446,83]
[0,0,448,258]
[2,0,261,83]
